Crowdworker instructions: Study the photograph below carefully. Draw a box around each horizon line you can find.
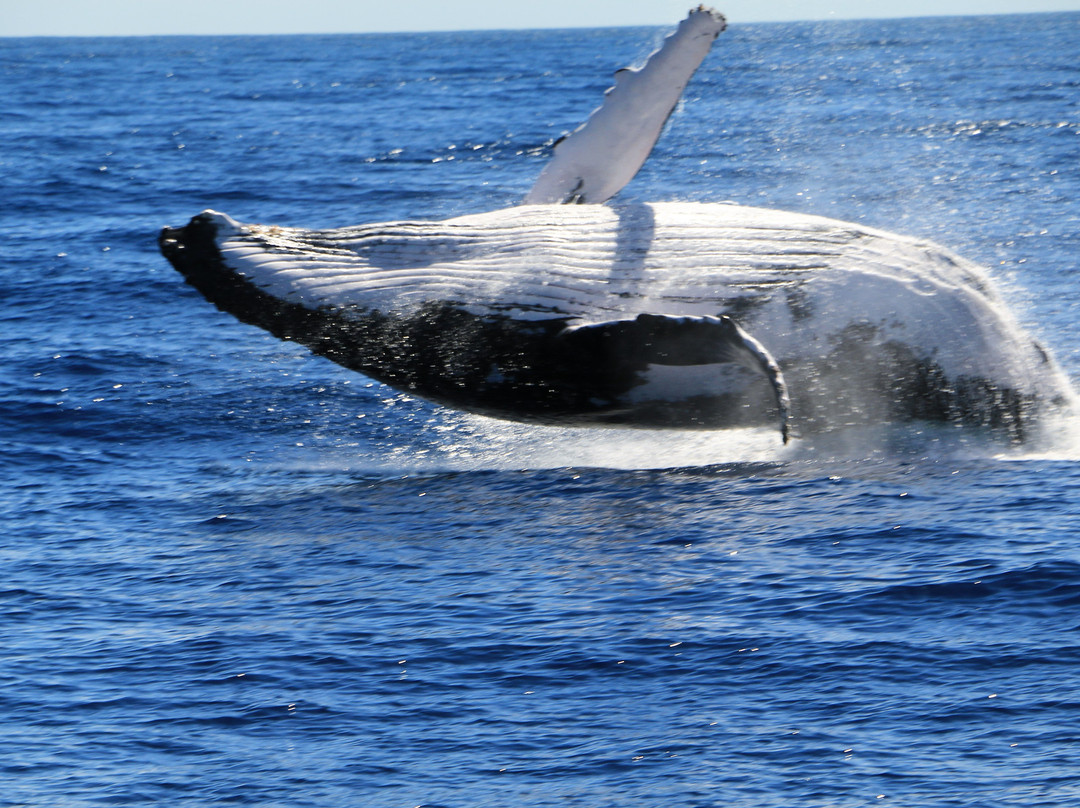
[3,7,1075,40]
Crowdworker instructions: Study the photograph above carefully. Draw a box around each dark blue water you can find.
[4,13,1080,807]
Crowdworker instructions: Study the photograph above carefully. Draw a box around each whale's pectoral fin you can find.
[524,6,726,206]
[560,313,791,442]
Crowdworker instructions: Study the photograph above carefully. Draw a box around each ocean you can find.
[4,11,1080,806]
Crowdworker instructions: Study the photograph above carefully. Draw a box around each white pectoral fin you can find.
[719,317,791,444]
[524,6,726,205]
[562,313,791,443]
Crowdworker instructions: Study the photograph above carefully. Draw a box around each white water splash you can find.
[281,399,1080,478]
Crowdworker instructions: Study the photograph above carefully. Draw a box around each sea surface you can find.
[4,12,1080,807]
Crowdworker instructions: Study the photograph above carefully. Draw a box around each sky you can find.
[3,0,1080,36]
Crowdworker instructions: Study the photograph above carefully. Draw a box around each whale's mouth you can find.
[160,212,297,338]
[158,225,194,289]
[160,209,249,280]
[158,226,184,260]
[161,216,225,299]
[159,215,218,283]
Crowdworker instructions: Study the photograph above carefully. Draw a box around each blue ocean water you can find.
[4,12,1080,806]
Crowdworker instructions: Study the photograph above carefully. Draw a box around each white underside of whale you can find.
[203,200,1063,405]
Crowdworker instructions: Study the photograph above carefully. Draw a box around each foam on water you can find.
[400,415,788,471]
[271,410,783,476]
[251,394,1080,479]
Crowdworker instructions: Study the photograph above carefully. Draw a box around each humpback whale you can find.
[159,6,1074,443]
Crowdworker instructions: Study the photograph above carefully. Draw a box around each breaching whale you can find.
[159,6,1074,443]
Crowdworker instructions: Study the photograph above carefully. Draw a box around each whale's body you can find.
[159,7,1074,442]
[160,201,1071,440]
